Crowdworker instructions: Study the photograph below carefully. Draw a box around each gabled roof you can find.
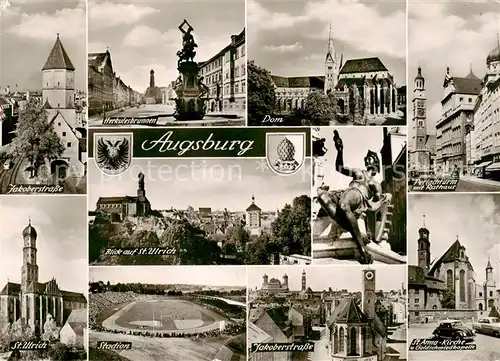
[67,322,86,337]
[451,77,482,95]
[271,75,325,89]
[42,35,75,71]
[61,290,87,304]
[246,203,262,212]
[429,240,473,274]
[339,57,387,74]
[0,282,21,296]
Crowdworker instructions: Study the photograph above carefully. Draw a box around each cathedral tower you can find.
[324,24,338,94]
[301,269,306,291]
[362,269,376,319]
[417,215,431,272]
[137,172,146,199]
[21,218,39,292]
[42,34,75,122]
[412,66,427,152]
[486,259,494,285]
[150,69,156,88]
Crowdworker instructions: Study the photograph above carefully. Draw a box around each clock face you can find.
[417,108,425,117]
[365,271,374,280]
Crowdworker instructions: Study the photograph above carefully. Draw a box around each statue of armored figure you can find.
[316,130,392,264]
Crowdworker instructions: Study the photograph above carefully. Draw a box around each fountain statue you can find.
[173,19,209,121]
[316,130,393,264]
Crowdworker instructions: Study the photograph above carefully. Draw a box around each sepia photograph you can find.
[88,266,246,361]
[88,157,311,266]
[407,1,500,192]
[0,196,88,361]
[247,0,406,126]
[0,0,87,194]
[248,265,407,361]
[88,0,245,127]
[408,194,500,360]
[312,127,406,265]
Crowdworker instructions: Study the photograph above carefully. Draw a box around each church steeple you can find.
[417,214,430,272]
[21,218,39,292]
[324,23,338,95]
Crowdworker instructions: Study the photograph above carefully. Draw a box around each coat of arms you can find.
[266,133,305,176]
[94,133,132,175]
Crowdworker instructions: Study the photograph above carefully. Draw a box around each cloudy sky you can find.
[88,0,244,93]
[248,265,405,292]
[408,194,500,284]
[90,266,246,287]
[0,0,86,91]
[0,196,87,295]
[314,127,406,190]
[88,158,311,211]
[248,0,406,87]
[409,1,499,133]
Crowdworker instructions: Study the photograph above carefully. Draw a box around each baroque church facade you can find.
[42,34,87,180]
[0,220,87,335]
[271,26,404,124]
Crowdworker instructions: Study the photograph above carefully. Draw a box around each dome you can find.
[487,45,500,64]
[22,220,37,238]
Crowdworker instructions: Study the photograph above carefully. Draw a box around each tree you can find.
[489,306,500,318]
[227,226,250,251]
[10,100,64,177]
[301,92,336,126]
[248,61,276,125]
[271,195,312,256]
[246,234,272,265]
[440,288,455,309]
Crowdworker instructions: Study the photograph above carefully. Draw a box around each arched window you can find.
[349,327,357,356]
[479,303,483,310]
[339,327,345,353]
[446,270,453,289]
[459,270,466,302]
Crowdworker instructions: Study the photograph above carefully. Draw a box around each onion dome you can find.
[415,66,424,80]
[22,219,37,238]
[487,43,500,65]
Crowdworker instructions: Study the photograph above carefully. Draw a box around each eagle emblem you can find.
[94,133,132,175]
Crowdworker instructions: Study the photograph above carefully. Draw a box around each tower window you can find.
[67,142,72,147]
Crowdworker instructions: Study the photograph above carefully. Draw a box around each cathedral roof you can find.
[329,298,368,325]
[22,220,37,239]
[42,34,75,71]
[0,282,21,296]
[61,290,87,304]
[429,240,474,274]
[97,196,149,204]
[271,75,325,89]
[339,57,387,74]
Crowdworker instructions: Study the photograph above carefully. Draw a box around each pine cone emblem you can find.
[277,138,295,161]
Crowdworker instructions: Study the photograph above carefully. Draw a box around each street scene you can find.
[408,1,500,192]
[248,0,406,126]
[0,0,87,194]
[88,266,246,361]
[88,0,245,127]
[247,266,407,361]
[312,127,407,265]
[408,194,500,360]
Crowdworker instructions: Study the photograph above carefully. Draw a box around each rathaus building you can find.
[0,220,87,335]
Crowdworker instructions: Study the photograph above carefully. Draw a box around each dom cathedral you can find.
[271,26,405,124]
[0,220,87,335]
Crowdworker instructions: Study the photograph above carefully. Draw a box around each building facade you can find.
[88,50,114,115]
[199,29,246,114]
[246,195,262,236]
[436,67,482,172]
[475,260,498,318]
[260,274,289,294]
[470,38,500,177]
[0,220,87,335]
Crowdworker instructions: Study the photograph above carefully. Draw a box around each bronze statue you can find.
[316,130,392,264]
[177,19,197,66]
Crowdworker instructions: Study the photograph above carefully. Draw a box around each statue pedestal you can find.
[174,61,207,121]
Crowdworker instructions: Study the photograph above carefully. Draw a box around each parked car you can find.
[472,317,500,337]
[3,160,13,170]
[432,319,475,342]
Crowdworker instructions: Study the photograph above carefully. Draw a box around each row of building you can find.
[409,38,500,178]
[88,50,142,115]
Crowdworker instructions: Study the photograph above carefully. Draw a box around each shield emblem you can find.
[266,133,306,176]
[94,133,133,176]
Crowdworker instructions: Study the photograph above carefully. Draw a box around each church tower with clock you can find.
[410,66,429,170]
[417,215,431,272]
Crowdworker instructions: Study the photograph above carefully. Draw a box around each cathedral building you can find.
[271,26,404,124]
[245,195,262,236]
[327,269,388,361]
[260,273,289,294]
[42,34,87,179]
[436,66,482,172]
[409,67,436,171]
[470,37,500,177]
[0,220,87,335]
[408,216,477,322]
[95,172,152,220]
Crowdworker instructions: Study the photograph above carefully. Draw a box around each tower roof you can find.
[42,34,75,71]
[22,218,37,238]
[415,66,424,80]
[330,298,368,324]
[486,258,493,270]
[487,34,500,64]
